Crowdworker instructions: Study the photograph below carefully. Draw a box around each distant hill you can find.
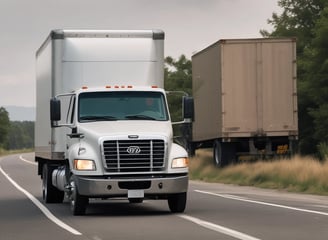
[4,106,35,121]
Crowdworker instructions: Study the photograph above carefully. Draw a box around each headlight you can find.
[74,159,96,171]
[172,157,189,168]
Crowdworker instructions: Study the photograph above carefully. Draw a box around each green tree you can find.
[6,121,34,150]
[164,55,192,122]
[164,55,192,144]
[305,7,328,145]
[165,55,192,93]
[261,0,325,51]
[0,107,10,147]
[262,0,328,155]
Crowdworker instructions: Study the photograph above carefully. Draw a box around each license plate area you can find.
[128,190,144,199]
[276,144,289,154]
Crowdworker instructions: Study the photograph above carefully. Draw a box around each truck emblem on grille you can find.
[126,146,141,154]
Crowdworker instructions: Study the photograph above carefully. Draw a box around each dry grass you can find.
[189,149,328,195]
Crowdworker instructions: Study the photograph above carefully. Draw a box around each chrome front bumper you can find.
[74,174,188,197]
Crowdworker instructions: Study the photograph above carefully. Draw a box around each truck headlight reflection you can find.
[74,159,96,171]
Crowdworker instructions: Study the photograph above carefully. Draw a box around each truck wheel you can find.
[213,140,236,167]
[168,192,187,213]
[42,164,64,203]
[69,178,88,215]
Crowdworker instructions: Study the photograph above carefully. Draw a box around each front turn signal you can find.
[172,157,189,168]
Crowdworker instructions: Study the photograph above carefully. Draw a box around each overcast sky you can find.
[0,0,280,107]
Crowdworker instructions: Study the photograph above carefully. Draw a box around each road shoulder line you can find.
[178,214,261,240]
[19,155,37,165]
[195,189,328,216]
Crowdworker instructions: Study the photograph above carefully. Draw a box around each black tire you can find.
[69,177,88,216]
[168,192,187,213]
[42,164,64,203]
[213,140,236,167]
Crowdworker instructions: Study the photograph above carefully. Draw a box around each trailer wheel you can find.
[69,177,88,216]
[213,140,236,167]
[42,164,64,203]
[168,192,187,213]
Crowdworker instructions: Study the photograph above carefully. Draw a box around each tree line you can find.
[0,107,34,150]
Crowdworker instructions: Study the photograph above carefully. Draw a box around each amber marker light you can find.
[172,157,189,168]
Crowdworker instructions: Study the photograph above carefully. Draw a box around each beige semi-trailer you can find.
[185,38,298,166]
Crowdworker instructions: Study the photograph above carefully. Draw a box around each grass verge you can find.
[189,149,328,196]
[0,148,34,157]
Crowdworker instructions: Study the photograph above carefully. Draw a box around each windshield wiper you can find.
[80,116,117,122]
[125,115,156,120]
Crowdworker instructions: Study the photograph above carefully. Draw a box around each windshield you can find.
[78,91,169,122]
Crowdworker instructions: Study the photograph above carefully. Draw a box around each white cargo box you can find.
[35,30,164,160]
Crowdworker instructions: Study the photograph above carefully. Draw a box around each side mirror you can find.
[50,98,61,123]
[183,96,194,121]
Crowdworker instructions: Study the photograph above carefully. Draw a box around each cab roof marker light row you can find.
[106,85,133,89]
[80,85,159,90]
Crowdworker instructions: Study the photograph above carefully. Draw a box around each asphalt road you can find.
[1,153,328,240]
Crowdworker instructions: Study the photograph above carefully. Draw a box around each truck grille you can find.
[102,139,165,172]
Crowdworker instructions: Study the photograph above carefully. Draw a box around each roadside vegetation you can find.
[0,107,34,151]
[0,148,34,157]
[189,149,328,196]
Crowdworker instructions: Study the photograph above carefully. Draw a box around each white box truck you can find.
[184,38,298,166]
[35,29,192,215]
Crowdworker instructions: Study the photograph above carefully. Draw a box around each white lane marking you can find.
[0,164,82,235]
[195,190,328,217]
[19,155,37,165]
[221,194,248,201]
[179,214,261,240]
